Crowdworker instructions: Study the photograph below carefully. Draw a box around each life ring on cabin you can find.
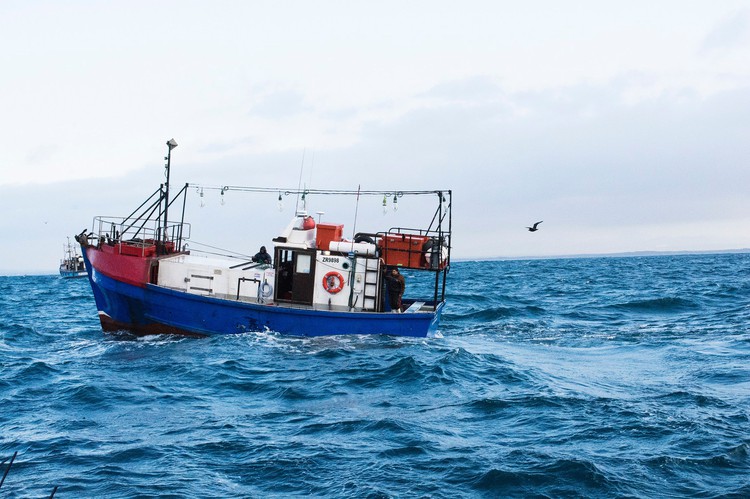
[260,281,273,298]
[322,271,345,294]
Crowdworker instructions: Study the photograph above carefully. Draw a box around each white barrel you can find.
[328,241,378,256]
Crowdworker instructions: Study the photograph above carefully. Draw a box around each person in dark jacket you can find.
[384,267,405,312]
[252,246,272,265]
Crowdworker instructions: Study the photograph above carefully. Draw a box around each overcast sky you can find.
[1,1,749,273]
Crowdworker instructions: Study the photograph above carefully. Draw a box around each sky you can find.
[1,1,749,273]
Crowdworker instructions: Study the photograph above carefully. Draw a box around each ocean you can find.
[1,253,749,498]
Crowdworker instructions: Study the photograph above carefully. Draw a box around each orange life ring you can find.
[322,271,345,294]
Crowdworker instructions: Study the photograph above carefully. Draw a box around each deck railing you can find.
[91,216,191,256]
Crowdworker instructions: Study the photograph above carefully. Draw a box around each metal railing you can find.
[91,216,191,256]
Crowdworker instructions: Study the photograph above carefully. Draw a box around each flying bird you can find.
[526,221,543,232]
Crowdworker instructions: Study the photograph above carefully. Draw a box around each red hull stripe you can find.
[86,245,153,287]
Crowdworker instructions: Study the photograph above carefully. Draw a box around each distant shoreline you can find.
[455,248,750,263]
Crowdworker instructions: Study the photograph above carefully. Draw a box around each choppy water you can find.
[2,254,749,497]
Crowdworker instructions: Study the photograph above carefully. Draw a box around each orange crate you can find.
[316,223,344,251]
[378,234,429,268]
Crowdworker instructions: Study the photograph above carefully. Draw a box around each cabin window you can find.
[296,254,311,274]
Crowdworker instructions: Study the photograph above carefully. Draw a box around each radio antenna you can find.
[308,151,315,189]
[295,148,306,214]
[351,184,361,241]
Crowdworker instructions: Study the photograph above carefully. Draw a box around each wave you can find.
[651,390,732,409]
[291,420,358,438]
[377,444,428,458]
[444,304,544,323]
[431,348,531,386]
[340,356,426,389]
[643,445,750,477]
[470,458,616,495]
[609,296,698,313]
[16,359,61,379]
[465,393,595,416]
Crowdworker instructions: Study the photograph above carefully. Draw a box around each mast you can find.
[163,138,178,243]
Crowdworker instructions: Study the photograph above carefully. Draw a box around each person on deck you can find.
[384,267,405,312]
[252,246,272,265]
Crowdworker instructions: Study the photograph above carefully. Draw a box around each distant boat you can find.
[75,139,452,338]
[59,237,87,278]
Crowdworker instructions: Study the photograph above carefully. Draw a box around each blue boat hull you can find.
[86,258,443,338]
[60,270,87,278]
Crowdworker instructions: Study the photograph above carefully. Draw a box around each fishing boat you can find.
[75,139,451,337]
[59,237,87,278]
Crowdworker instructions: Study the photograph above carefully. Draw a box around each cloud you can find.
[420,76,506,104]
[2,75,750,273]
[248,88,310,119]
[25,144,62,165]
[198,136,255,155]
[701,9,750,53]
[319,77,750,256]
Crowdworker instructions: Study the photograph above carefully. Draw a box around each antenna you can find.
[294,149,305,214]
[308,151,315,189]
[163,138,178,244]
[351,184,361,241]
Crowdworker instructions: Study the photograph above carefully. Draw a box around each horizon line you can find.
[2,248,749,277]
[454,247,750,263]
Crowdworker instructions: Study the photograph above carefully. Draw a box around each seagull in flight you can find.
[526,221,543,232]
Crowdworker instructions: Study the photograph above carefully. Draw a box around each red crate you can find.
[117,242,156,257]
[378,234,429,268]
[316,223,344,251]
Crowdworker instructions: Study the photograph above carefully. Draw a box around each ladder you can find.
[362,257,381,311]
